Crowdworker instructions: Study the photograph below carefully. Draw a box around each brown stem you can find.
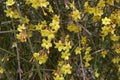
[16,47,23,80]
[11,17,22,80]
[77,23,86,80]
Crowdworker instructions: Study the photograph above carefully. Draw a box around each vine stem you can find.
[77,23,86,80]
[16,46,23,80]
[11,18,22,80]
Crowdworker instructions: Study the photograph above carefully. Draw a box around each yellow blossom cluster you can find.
[83,47,93,67]
[4,8,20,19]
[16,24,27,42]
[36,15,60,41]
[67,23,82,33]
[49,15,60,31]
[53,35,72,80]
[53,63,72,80]
[84,0,104,22]
[101,17,119,41]
[25,0,49,9]
[33,52,48,65]
[110,10,120,26]
[69,2,81,21]
[53,75,64,80]
[55,35,71,60]
[60,64,72,75]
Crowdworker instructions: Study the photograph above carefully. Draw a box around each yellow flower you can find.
[41,39,52,49]
[29,24,35,30]
[50,21,60,31]
[84,2,100,15]
[81,36,87,46]
[13,9,20,19]
[64,41,72,52]
[48,5,53,13]
[112,57,120,64]
[110,24,116,34]
[50,15,60,31]
[97,0,105,7]
[60,64,72,75]
[17,24,26,32]
[54,75,64,80]
[115,48,120,54]
[93,7,103,16]
[47,32,55,40]
[75,47,82,55]
[33,52,48,65]
[0,67,4,74]
[71,9,81,21]
[25,0,32,4]
[84,62,90,67]
[87,7,94,14]
[52,15,60,23]
[95,69,99,78]
[69,1,75,9]
[58,61,64,67]
[4,8,14,18]
[38,54,48,64]
[4,8,20,19]
[93,16,101,22]
[6,0,15,6]
[112,43,120,54]
[39,0,49,8]
[110,34,119,41]
[85,47,92,54]
[67,23,81,33]
[84,1,89,7]
[31,0,40,9]
[23,16,30,24]
[55,40,65,52]
[102,17,111,25]
[61,51,70,60]
[83,54,93,62]
[41,30,55,40]
[31,0,49,9]
[101,50,108,58]
[106,0,114,5]
[33,52,39,59]
[16,32,27,42]
[36,21,47,31]
[101,25,111,40]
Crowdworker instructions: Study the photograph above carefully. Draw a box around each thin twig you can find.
[0,30,17,34]
[78,23,92,36]
[11,17,22,80]
[77,23,86,80]
[16,46,23,80]
[91,49,104,55]
[1,20,19,24]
